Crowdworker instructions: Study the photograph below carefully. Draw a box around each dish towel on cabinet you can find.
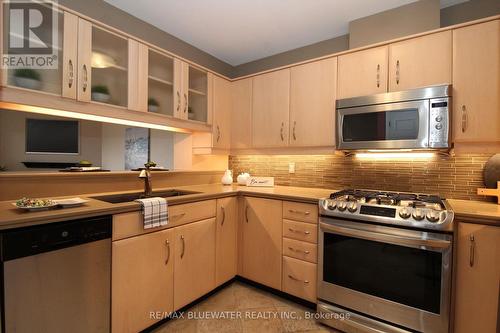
[135,197,168,229]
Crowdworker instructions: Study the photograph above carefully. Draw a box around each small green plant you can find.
[144,161,157,168]
[148,98,159,106]
[13,68,40,81]
[91,85,109,94]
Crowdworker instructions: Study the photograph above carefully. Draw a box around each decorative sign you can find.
[246,177,275,187]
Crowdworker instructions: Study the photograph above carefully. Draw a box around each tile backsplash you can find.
[229,154,494,201]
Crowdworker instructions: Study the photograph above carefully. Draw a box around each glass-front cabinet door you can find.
[147,49,174,116]
[89,25,128,107]
[187,65,208,123]
[2,4,65,95]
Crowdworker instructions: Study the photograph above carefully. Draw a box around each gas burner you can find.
[320,189,454,232]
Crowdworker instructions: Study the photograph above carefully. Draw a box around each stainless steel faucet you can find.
[138,166,152,197]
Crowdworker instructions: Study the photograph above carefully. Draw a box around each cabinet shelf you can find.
[148,76,173,86]
[92,64,127,72]
[189,88,206,96]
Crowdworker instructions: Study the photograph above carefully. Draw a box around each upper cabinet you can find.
[388,31,452,91]
[452,20,500,143]
[338,46,388,99]
[212,76,231,149]
[290,57,337,147]
[252,69,290,148]
[186,64,210,123]
[146,49,175,115]
[231,78,253,149]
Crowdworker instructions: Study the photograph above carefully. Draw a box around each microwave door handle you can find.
[320,222,451,250]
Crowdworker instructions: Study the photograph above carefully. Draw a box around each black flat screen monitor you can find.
[25,119,79,154]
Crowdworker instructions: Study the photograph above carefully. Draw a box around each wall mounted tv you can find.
[25,119,79,154]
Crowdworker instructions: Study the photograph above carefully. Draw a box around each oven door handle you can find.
[320,222,451,250]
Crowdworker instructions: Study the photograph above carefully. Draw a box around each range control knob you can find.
[399,208,411,219]
[327,201,337,210]
[348,202,358,213]
[412,209,425,221]
[337,202,347,212]
[426,211,441,223]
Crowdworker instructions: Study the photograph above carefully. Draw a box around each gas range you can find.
[319,189,454,232]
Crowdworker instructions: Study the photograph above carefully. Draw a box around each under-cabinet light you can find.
[355,152,435,159]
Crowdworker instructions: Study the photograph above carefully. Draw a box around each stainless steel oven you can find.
[317,217,452,333]
[336,85,451,151]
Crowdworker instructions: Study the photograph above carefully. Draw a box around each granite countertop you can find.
[0,184,497,230]
[0,184,334,230]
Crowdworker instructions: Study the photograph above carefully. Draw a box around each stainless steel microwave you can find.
[336,85,451,151]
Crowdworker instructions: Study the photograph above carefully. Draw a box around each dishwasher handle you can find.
[1,215,112,261]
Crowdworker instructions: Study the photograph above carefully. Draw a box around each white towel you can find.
[135,197,168,229]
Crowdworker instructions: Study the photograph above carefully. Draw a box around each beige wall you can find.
[0,110,102,171]
[349,0,440,48]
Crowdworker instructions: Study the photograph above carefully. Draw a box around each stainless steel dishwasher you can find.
[1,216,112,333]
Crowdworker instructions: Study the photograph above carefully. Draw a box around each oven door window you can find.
[323,233,442,314]
[342,109,419,142]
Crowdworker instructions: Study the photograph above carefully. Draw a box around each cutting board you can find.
[477,181,500,204]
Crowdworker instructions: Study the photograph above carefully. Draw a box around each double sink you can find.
[91,189,199,204]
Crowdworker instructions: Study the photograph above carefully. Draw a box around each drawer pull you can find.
[245,206,249,223]
[170,212,186,219]
[165,240,170,265]
[288,274,309,284]
[220,206,226,226]
[180,235,185,259]
[469,234,475,267]
[288,246,310,254]
[288,209,311,216]
[288,227,310,235]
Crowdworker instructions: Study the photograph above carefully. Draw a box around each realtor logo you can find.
[2,0,58,69]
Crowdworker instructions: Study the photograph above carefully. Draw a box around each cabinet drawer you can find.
[283,256,317,302]
[113,200,216,240]
[283,201,318,224]
[283,219,318,244]
[283,238,317,263]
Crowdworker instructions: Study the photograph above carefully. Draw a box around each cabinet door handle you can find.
[245,206,249,223]
[176,91,181,112]
[376,64,380,88]
[180,235,185,259]
[82,64,88,92]
[68,59,74,88]
[288,274,309,284]
[288,209,310,216]
[469,234,475,267]
[288,246,310,255]
[292,121,297,141]
[220,206,226,226]
[461,105,468,133]
[280,122,284,141]
[183,93,188,113]
[165,240,170,265]
[288,227,310,235]
[395,60,400,85]
[216,125,221,143]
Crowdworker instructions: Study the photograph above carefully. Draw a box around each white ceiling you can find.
[105,0,467,66]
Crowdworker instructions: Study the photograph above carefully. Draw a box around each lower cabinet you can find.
[112,228,175,333]
[216,197,238,286]
[240,197,283,290]
[454,222,500,333]
[174,218,216,310]
[282,256,317,302]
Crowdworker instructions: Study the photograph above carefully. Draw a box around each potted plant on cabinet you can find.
[91,85,111,103]
[13,69,41,90]
[148,98,159,112]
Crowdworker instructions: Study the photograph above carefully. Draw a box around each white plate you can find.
[53,197,89,207]
[12,202,59,211]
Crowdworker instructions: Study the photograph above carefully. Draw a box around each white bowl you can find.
[92,92,111,103]
[14,77,41,90]
[148,105,159,112]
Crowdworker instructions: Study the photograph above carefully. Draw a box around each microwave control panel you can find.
[428,98,450,148]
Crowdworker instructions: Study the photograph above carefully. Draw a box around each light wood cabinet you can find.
[112,228,174,333]
[338,46,389,98]
[231,78,253,149]
[388,31,452,91]
[215,197,238,286]
[283,219,318,244]
[212,76,232,149]
[452,20,500,143]
[252,69,290,147]
[454,222,500,333]
[241,197,283,290]
[174,218,216,310]
[290,57,337,147]
[282,256,317,302]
